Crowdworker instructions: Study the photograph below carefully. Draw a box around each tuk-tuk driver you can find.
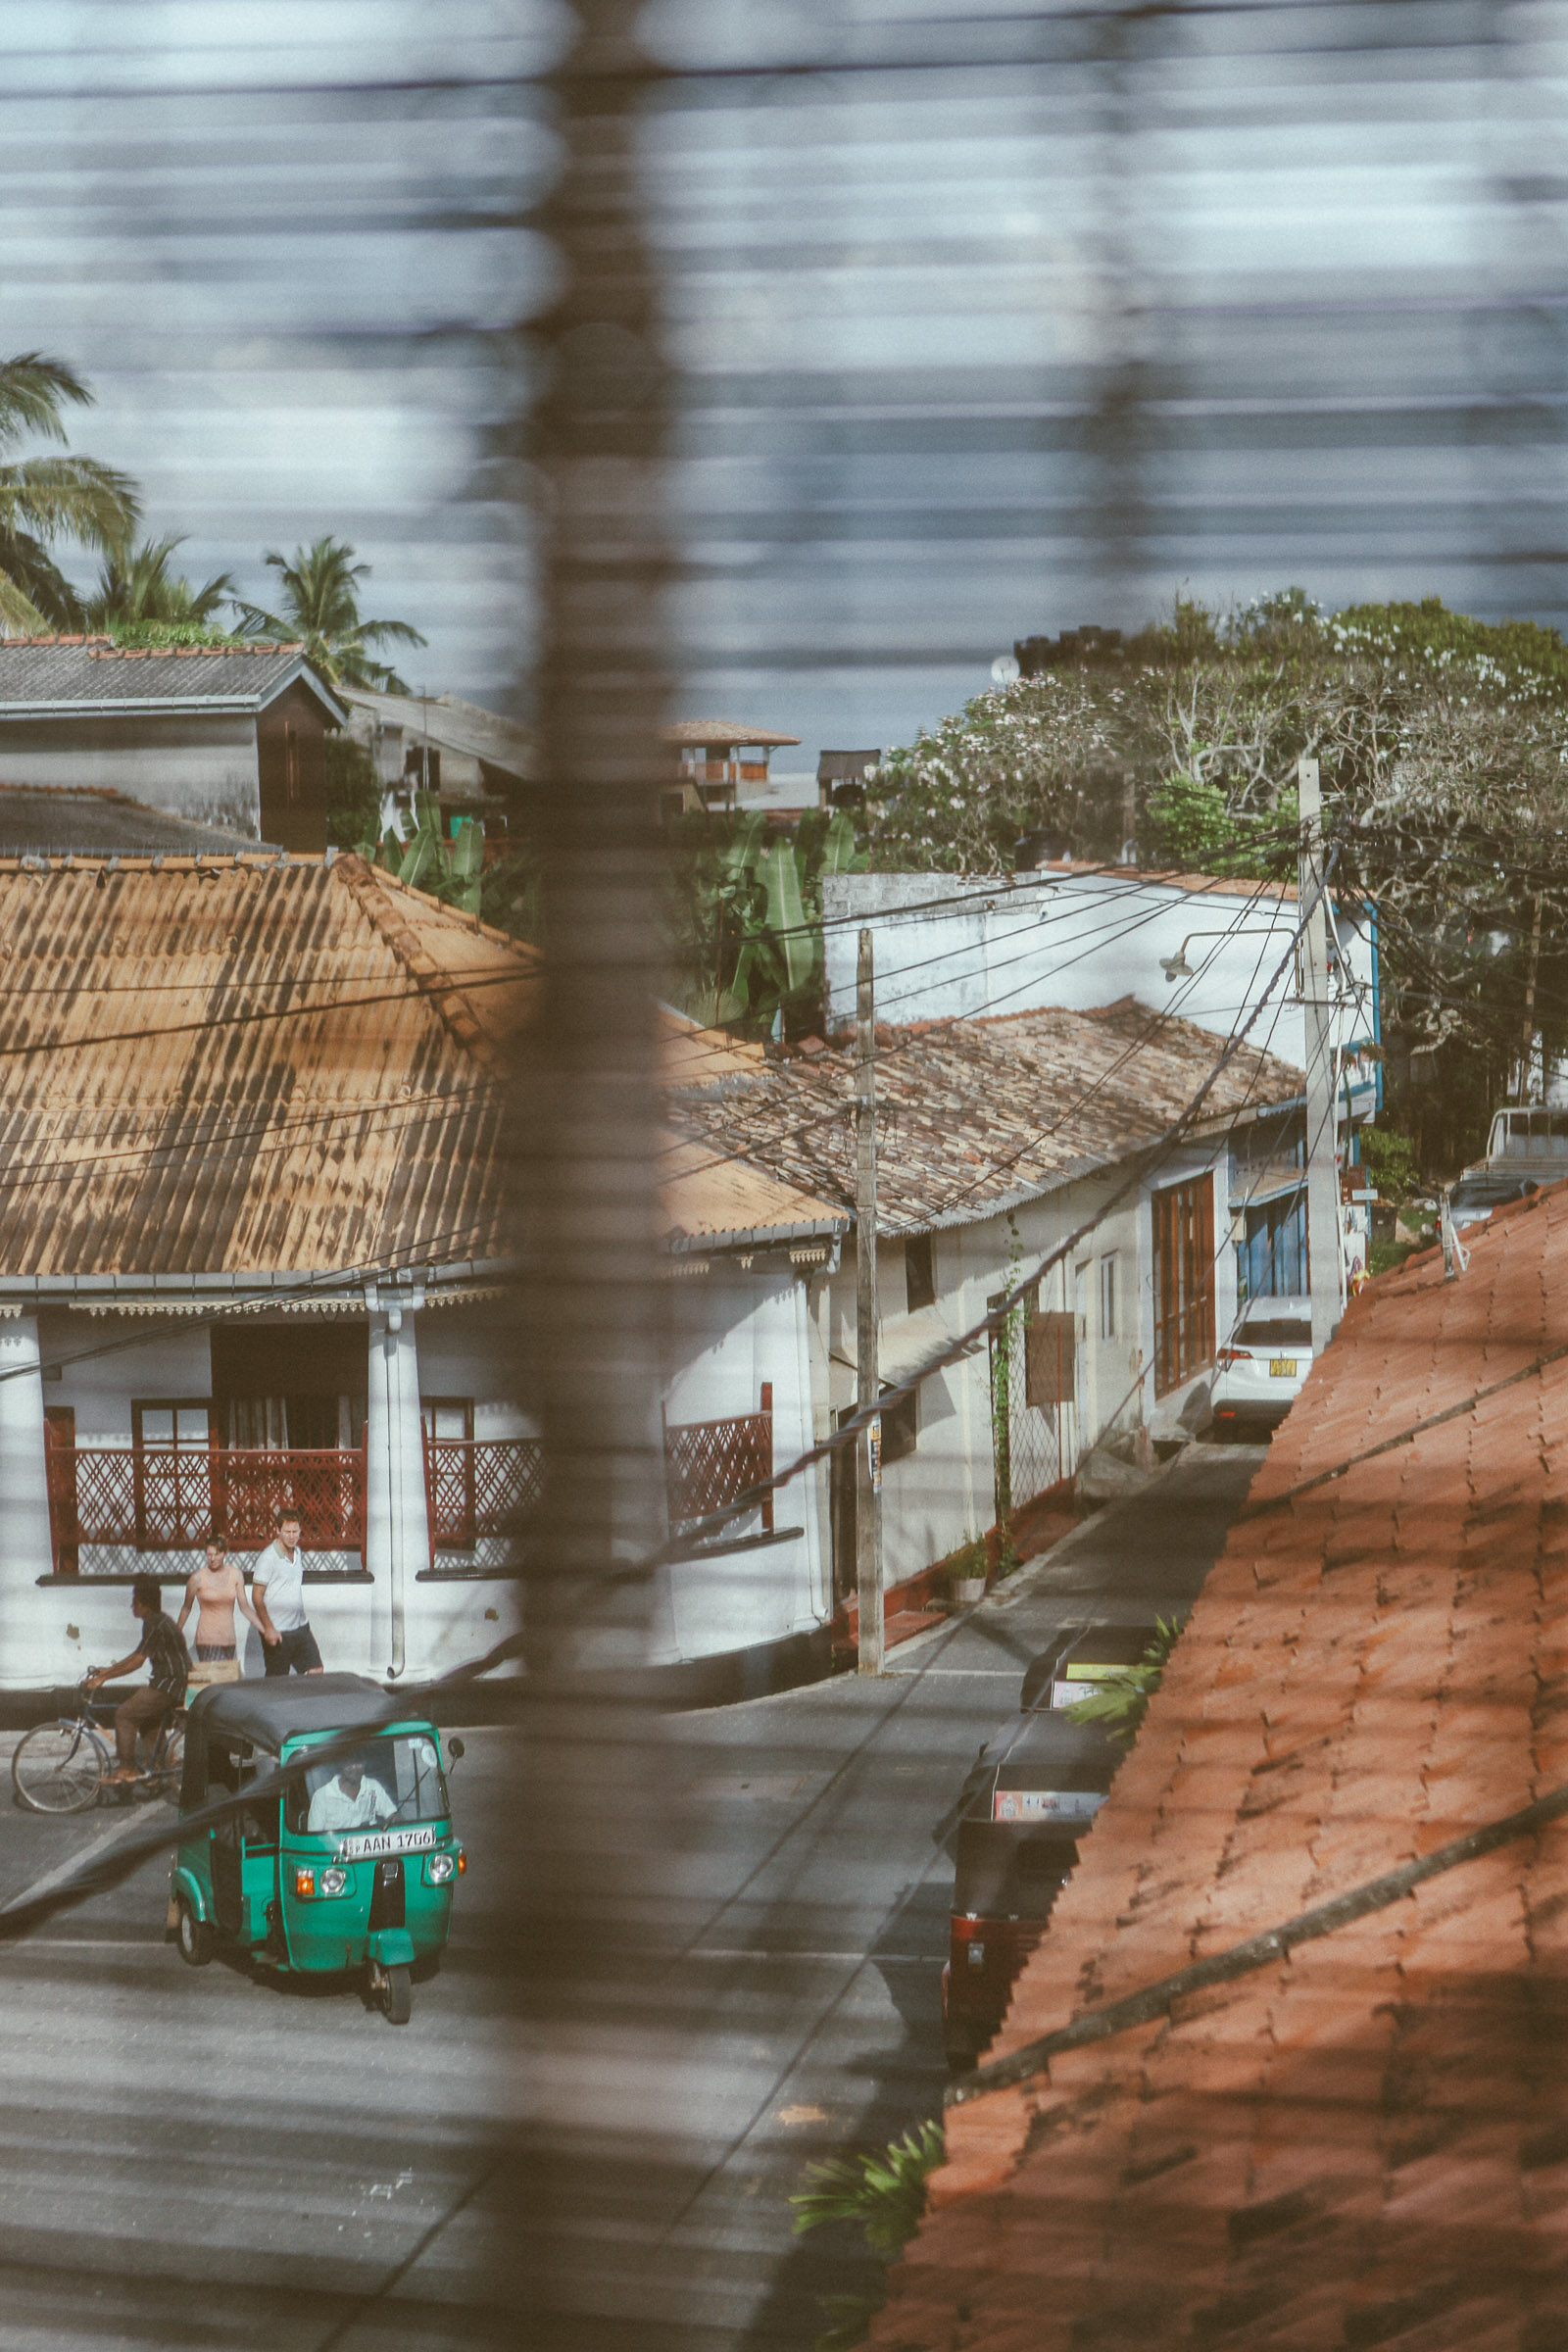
[307,1756,397,1834]
[85,1578,190,1785]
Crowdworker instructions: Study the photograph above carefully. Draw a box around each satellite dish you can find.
[991,654,1021,685]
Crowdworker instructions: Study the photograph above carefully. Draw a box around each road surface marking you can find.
[1,1815,152,1919]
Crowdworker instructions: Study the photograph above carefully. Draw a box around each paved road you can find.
[0,1445,1262,2351]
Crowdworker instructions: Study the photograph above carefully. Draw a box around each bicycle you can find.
[12,1679,185,1815]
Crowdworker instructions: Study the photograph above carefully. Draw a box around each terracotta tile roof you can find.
[876,1183,1568,2351]
[669,1000,1304,1233]
[0,636,341,716]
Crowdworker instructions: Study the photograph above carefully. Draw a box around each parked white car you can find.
[1209,1297,1313,1435]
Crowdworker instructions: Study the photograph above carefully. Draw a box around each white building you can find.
[0,863,854,1698]
[821,864,1381,1120]
[668,1001,1308,1613]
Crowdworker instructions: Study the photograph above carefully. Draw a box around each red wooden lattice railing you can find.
[45,1444,368,1569]
[422,1436,543,1550]
[662,1387,773,1536]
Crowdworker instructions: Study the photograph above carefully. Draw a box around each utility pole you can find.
[856,928,883,1675]
[1298,757,1343,1356]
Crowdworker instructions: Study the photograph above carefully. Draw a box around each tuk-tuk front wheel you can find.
[382,1963,412,2026]
[175,1895,214,1968]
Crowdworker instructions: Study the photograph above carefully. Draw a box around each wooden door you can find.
[1152,1177,1217,1397]
[44,1407,76,1575]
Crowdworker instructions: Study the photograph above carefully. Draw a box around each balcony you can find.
[422,1434,544,1551]
[44,1442,368,1571]
[662,1395,773,1539]
[43,1436,547,1573]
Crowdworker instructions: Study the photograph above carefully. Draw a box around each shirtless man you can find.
[176,1538,274,1690]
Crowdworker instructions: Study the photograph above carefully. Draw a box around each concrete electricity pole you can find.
[856,927,883,1675]
[1298,756,1343,1356]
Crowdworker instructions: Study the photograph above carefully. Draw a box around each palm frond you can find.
[0,353,94,453]
[1065,1615,1186,1744]
[0,527,85,630]
[357,613,428,651]
[87,533,237,629]
[0,454,141,552]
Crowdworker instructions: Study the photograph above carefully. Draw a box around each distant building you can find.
[0,636,345,852]
[660,722,802,817]
[339,686,534,841]
[816,749,882,809]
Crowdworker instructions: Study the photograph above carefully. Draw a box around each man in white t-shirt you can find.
[307,1757,395,1835]
[252,1511,324,1677]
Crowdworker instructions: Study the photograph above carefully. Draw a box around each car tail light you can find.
[1217,1347,1253,1367]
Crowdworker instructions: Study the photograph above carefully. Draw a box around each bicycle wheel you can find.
[12,1721,106,1814]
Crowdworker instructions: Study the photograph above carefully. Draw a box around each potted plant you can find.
[949,1536,988,1608]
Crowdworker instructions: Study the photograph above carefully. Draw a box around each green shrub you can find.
[1065,1615,1185,1745]
[1357,1125,1420,1202]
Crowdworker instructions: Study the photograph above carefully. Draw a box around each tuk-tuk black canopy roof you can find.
[189,1673,401,1755]
[180,1674,416,1815]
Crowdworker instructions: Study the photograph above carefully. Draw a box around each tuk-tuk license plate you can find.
[993,1789,1105,1823]
[1270,1357,1298,1378]
[334,1825,441,1860]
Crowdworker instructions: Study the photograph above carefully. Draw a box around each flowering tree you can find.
[859,594,1568,1167]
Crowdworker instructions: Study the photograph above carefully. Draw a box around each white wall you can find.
[0,715,262,836]
[822,1169,1160,1591]
[656,1267,828,1666]
[822,869,1379,1086]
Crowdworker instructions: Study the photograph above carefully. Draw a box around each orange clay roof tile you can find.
[875,1179,1568,2352]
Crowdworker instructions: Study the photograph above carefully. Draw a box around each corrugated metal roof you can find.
[660,1129,847,1249]
[340,685,535,781]
[670,1001,1305,1233]
[0,637,344,720]
[0,858,830,1281]
[0,855,515,1280]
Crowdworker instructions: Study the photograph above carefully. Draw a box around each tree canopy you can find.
[235,534,426,691]
[84,532,239,645]
[859,593,1568,1167]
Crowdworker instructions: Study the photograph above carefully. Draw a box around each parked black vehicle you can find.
[942,1708,1121,2070]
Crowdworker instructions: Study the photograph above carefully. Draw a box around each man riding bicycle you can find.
[85,1578,190,1786]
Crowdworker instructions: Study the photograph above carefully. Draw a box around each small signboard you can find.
[867,1415,882,1493]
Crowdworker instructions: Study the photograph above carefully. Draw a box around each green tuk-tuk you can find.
[169,1673,466,2025]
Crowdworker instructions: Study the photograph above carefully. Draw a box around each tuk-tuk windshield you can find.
[284,1734,449,1837]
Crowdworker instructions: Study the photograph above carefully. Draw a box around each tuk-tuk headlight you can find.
[424,1851,457,1886]
[319,1866,349,1898]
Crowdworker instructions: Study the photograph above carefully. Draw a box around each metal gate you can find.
[990,1299,1078,1518]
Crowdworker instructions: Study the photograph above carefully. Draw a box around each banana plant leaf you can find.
[761,839,817,995]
